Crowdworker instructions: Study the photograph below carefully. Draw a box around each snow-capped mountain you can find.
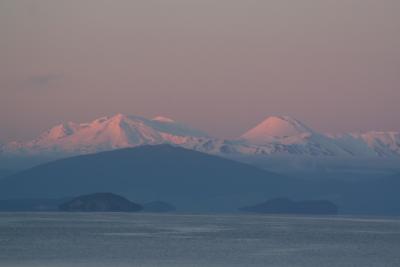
[359,131,400,156]
[3,114,209,156]
[237,116,357,157]
[2,114,400,159]
[237,116,400,158]
[241,116,315,145]
[331,131,400,157]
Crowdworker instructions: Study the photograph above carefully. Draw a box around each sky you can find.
[1,0,399,142]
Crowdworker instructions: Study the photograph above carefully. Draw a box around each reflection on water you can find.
[1,213,400,267]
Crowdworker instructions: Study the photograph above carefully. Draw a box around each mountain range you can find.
[2,114,399,160]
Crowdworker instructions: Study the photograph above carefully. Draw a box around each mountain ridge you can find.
[2,114,400,159]
[0,145,289,212]
[2,144,400,215]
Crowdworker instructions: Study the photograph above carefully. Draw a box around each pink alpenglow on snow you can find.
[2,114,400,158]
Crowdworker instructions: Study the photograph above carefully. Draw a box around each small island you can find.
[59,193,142,212]
[239,198,338,215]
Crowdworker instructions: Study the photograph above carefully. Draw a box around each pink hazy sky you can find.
[0,0,399,142]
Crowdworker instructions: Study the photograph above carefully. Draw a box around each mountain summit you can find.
[4,114,208,156]
[241,116,314,145]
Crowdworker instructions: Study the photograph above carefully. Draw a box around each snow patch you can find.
[152,116,175,123]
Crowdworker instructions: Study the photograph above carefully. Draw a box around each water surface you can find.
[1,213,400,267]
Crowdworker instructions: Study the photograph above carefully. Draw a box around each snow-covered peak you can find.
[4,114,209,156]
[241,116,314,144]
[40,122,79,141]
[355,131,400,157]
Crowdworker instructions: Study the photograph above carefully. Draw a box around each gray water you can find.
[1,213,400,267]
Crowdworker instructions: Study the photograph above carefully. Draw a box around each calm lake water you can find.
[0,212,400,267]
